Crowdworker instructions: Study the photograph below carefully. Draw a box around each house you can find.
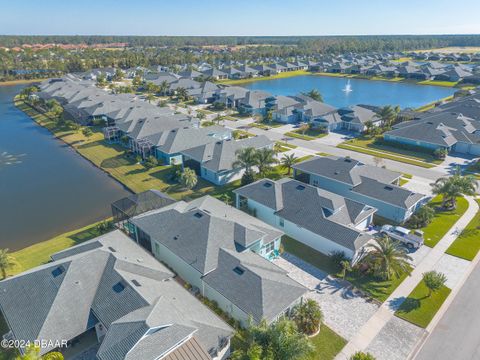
[312,105,379,133]
[237,90,272,115]
[188,81,219,103]
[181,135,274,185]
[292,156,427,223]
[214,86,249,108]
[253,64,275,76]
[384,110,480,156]
[202,68,228,80]
[128,196,308,326]
[234,178,376,262]
[267,96,302,123]
[0,230,233,359]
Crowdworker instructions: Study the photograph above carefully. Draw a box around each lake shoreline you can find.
[0,78,47,86]
[14,96,136,196]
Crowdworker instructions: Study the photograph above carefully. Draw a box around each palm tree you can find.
[303,89,323,102]
[281,153,298,175]
[180,168,197,190]
[263,109,273,124]
[339,260,352,279]
[146,93,155,104]
[432,168,477,209]
[159,80,170,96]
[233,147,259,173]
[423,271,447,297]
[360,236,412,281]
[255,148,278,177]
[291,299,323,335]
[176,87,189,102]
[376,105,396,128]
[232,318,313,360]
[0,249,14,279]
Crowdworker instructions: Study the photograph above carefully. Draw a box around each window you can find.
[279,218,284,227]
[264,241,275,254]
[154,242,160,255]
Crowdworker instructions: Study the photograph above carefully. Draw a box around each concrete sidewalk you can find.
[335,196,479,360]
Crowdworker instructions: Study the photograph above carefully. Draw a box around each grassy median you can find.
[446,200,480,260]
[395,281,451,328]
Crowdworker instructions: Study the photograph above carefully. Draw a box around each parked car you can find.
[380,225,424,249]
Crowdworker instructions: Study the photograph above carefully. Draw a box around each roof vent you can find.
[296,185,305,191]
[194,212,203,218]
[51,266,65,278]
[344,158,352,163]
[263,182,272,188]
[384,186,394,191]
[233,266,245,275]
[132,279,141,287]
[108,247,116,252]
[113,282,126,293]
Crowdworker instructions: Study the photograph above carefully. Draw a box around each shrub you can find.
[144,156,159,169]
[241,169,255,186]
[434,148,448,160]
[329,250,349,269]
[350,351,376,360]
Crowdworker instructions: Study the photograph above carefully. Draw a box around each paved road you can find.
[415,259,480,360]
[223,118,449,182]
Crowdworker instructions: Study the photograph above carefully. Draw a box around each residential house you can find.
[234,178,376,262]
[128,196,308,326]
[182,135,273,185]
[292,156,427,223]
[0,230,233,359]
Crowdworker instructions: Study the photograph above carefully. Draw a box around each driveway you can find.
[316,131,354,147]
[273,253,379,341]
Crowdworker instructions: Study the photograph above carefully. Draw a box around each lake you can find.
[0,85,131,251]
[243,75,456,109]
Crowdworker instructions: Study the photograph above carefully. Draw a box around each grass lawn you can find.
[285,129,327,141]
[216,70,310,85]
[395,281,451,328]
[337,143,435,168]
[341,136,441,164]
[399,178,409,186]
[418,80,458,87]
[282,236,408,302]
[422,196,469,248]
[233,129,255,139]
[304,325,347,360]
[446,200,480,260]
[6,219,111,277]
[316,152,332,157]
[15,99,243,203]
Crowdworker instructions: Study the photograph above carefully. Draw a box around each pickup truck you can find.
[380,225,424,249]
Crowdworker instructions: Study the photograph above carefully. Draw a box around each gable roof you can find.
[292,156,401,186]
[131,196,283,275]
[0,231,232,357]
[234,178,376,251]
[181,135,273,173]
[203,248,307,323]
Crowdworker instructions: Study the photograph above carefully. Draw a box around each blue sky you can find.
[2,0,480,36]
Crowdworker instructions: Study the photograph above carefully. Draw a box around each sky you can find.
[1,0,480,36]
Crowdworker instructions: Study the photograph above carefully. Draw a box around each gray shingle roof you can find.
[234,178,376,251]
[0,230,232,358]
[203,248,307,323]
[131,196,283,274]
[292,156,401,186]
[181,135,273,173]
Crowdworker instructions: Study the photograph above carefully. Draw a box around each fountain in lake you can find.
[343,79,353,93]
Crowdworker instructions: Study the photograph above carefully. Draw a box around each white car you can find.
[380,225,424,249]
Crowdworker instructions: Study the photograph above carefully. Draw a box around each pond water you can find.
[0,84,130,251]
[243,75,456,109]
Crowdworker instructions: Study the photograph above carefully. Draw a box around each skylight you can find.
[233,266,245,275]
[51,266,65,278]
[113,282,126,293]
